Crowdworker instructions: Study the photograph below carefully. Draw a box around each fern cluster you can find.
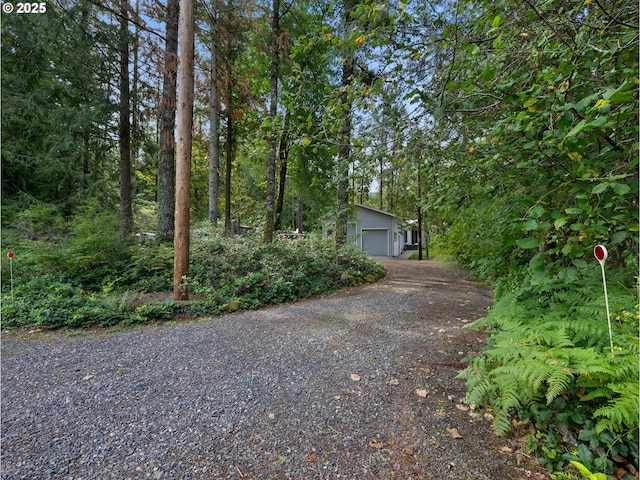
[459,268,638,476]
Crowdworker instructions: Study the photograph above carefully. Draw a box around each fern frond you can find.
[459,274,638,440]
[545,368,574,403]
[593,382,639,433]
[492,411,512,436]
[531,326,575,348]
[579,388,613,403]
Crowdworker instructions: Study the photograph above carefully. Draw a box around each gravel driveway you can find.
[2,257,532,479]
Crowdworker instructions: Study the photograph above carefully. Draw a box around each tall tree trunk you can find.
[263,0,280,243]
[224,105,234,234]
[274,112,290,231]
[157,0,179,242]
[132,0,139,165]
[379,155,384,211]
[119,0,133,241]
[208,5,220,226]
[173,0,195,300]
[296,197,303,233]
[335,0,355,247]
[417,163,423,260]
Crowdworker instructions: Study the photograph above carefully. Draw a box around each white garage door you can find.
[362,229,389,256]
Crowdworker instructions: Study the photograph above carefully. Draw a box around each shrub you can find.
[1,276,137,330]
[121,244,174,292]
[1,229,385,331]
[189,230,383,311]
[135,301,183,321]
[63,203,130,286]
[430,194,525,285]
[14,204,66,240]
[459,268,638,477]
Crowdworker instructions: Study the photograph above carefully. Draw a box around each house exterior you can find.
[347,204,405,257]
[403,219,426,250]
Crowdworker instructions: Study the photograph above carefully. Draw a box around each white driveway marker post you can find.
[7,252,15,300]
[594,245,613,357]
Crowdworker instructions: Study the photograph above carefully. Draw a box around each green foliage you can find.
[569,461,607,480]
[421,5,639,475]
[121,244,174,293]
[1,224,384,331]
[134,302,183,322]
[1,0,119,207]
[424,0,638,296]
[13,203,67,240]
[459,271,639,476]
[63,203,130,283]
[1,275,136,329]
[189,228,384,310]
[431,193,526,285]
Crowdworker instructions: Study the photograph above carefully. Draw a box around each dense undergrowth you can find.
[432,218,638,480]
[459,273,638,479]
[1,206,385,331]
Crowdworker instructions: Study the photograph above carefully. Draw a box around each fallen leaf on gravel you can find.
[415,389,428,398]
[82,374,94,381]
[456,404,469,412]
[436,410,447,418]
[430,441,445,451]
[388,378,399,385]
[333,395,341,400]
[500,446,513,453]
[369,440,383,449]
[447,428,463,439]
[350,374,362,381]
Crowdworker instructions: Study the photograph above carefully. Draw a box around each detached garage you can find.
[348,204,405,257]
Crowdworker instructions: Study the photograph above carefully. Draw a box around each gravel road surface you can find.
[2,257,534,479]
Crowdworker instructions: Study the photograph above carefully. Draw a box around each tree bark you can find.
[263,0,280,243]
[119,0,133,241]
[274,112,290,231]
[173,0,195,301]
[157,0,179,242]
[208,5,220,226]
[417,163,423,260]
[379,155,384,211]
[224,105,234,234]
[296,197,303,233]
[132,0,139,164]
[335,0,355,247]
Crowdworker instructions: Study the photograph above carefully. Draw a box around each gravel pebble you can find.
[2,258,528,479]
